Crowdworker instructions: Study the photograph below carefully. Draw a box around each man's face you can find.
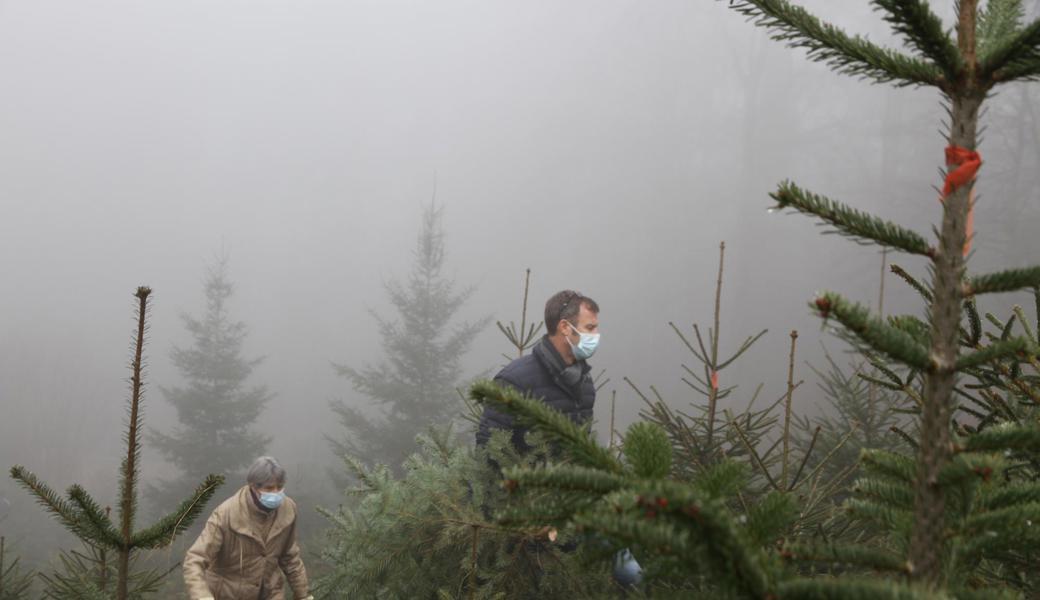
[564,303,599,339]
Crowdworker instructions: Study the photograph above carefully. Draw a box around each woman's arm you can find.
[279,518,311,599]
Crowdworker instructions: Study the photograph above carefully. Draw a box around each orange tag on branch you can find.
[940,145,981,257]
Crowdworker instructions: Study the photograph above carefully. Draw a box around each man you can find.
[477,289,600,451]
[476,291,639,588]
[184,456,312,600]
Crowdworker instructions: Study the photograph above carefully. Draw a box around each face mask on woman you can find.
[256,488,285,510]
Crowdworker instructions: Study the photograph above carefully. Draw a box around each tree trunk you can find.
[116,549,130,600]
[908,0,982,585]
[118,288,150,600]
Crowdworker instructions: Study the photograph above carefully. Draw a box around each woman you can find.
[184,456,313,600]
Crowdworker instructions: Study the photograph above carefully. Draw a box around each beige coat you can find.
[184,485,310,600]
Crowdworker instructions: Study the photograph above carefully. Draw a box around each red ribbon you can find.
[940,145,981,256]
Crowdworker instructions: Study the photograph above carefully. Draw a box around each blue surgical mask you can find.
[257,488,285,510]
[564,320,600,360]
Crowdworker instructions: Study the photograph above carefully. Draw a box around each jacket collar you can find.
[229,485,293,545]
[533,335,590,397]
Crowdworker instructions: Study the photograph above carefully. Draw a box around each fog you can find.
[2,0,1038,572]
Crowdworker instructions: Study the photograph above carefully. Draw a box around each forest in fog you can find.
[3,0,1040,598]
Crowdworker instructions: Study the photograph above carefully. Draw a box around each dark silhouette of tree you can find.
[329,203,489,471]
[148,258,270,505]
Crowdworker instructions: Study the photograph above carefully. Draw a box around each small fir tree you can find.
[148,258,271,503]
[630,242,773,478]
[0,537,33,600]
[329,203,489,471]
[38,538,171,599]
[316,426,616,599]
[471,377,1040,598]
[10,287,223,600]
[494,269,543,361]
[626,243,850,527]
[471,381,922,598]
[792,349,913,489]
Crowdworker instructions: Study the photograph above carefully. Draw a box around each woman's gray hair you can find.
[246,456,287,488]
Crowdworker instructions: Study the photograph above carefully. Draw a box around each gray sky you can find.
[2,0,1038,562]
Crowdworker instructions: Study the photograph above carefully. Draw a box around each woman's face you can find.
[253,481,283,494]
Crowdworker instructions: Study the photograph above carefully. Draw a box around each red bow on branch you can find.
[940,145,981,257]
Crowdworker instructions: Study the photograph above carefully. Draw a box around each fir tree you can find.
[319,268,615,599]
[494,269,543,361]
[148,258,271,504]
[470,381,914,597]
[38,535,171,599]
[629,242,773,478]
[0,537,33,600]
[10,287,223,600]
[470,376,1040,598]
[624,243,850,525]
[792,349,913,490]
[329,203,489,471]
[624,243,850,570]
[856,265,1040,593]
[723,0,1040,589]
[466,1,1040,595]
[316,426,616,599]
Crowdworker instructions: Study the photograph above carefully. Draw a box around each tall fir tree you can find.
[721,0,1040,590]
[148,257,271,505]
[329,203,489,471]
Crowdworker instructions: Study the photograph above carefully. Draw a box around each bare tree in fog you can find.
[328,203,490,472]
[147,257,271,508]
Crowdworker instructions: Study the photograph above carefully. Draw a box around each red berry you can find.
[656,497,669,508]
[974,466,993,481]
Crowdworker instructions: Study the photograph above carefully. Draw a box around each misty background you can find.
[1,0,1038,572]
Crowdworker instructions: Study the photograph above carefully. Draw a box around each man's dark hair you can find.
[545,290,599,335]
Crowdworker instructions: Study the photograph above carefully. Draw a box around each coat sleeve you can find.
[279,518,310,599]
[183,510,224,600]
[476,374,521,446]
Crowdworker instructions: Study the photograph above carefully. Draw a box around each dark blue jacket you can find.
[476,336,596,450]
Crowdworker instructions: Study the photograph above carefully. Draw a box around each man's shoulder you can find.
[496,353,545,386]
